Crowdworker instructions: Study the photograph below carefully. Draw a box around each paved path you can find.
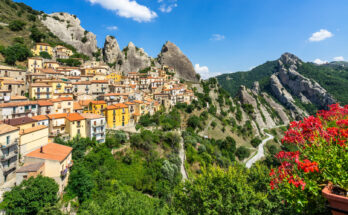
[179,134,188,181]
[245,132,274,168]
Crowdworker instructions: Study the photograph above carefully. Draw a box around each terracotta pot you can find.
[322,184,348,215]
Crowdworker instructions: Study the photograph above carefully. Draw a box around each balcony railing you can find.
[1,139,18,149]
[92,122,104,127]
[3,162,16,173]
[61,168,68,177]
[1,153,17,161]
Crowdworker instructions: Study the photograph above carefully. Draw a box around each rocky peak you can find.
[157,41,197,82]
[279,52,302,68]
[121,42,151,74]
[252,81,260,93]
[103,35,122,64]
[40,12,98,57]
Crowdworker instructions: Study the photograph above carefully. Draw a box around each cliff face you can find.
[103,35,123,65]
[40,12,98,57]
[157,41,197,81]
[238,85,289,129]
[121,42,152,74]
[267,53,336,118]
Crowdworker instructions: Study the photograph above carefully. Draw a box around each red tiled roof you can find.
[37,100,54,106]
[20,125,47,135]
[73,102,83,110]
[31,115,48,121]
[3,117,37,126]
[66,113,85,121]
[47,113,67,119]
[25,143,72,162]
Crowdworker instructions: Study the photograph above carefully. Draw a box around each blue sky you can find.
[16,0,348,78]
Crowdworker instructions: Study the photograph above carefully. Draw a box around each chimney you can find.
[40,146,43,153]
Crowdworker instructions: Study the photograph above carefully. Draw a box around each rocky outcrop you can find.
[157,41,197,82]
[269,74,307,118]
[121,42,152,74]
[238,86,277,130]
[40,12,98,57]
[103,35,123,65]
[268,53,335,117]
[261,93,290,125]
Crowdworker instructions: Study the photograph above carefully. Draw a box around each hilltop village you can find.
[0,42,195,195]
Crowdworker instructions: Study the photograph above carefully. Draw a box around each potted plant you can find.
[269,104,348,214]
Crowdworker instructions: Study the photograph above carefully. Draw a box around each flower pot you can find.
[322,184,348,215]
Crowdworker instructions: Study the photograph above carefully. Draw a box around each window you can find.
[32,124,35,127]
[6,136,10,145]
[77,129,80,134]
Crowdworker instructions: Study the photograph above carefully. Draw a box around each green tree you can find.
[251,137,262,148]
[30,26,46,42]
[236,146,250,160]
[2,175,58,214]
[187,115,200,130]
[68,164,94,202]
[8,20,26,31]
[40,51,52,59]
[173,165,270,215]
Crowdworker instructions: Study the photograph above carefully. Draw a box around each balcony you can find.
[92,122,104,127]
[1,153,17,161]
[68,160,73,168]
[94,130,105,135]
[61,167,68,177]
[3,162,16,173]
[1,139,18,149]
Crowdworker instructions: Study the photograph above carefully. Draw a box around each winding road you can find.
[245,132,274,168]
[179,135,188,181]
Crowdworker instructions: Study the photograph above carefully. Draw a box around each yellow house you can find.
[55,45,73,56]
[51,81,66,94]
[29,83,53,100]
[27,57,43,73]
[31,43,53,56]
[24,143,73,194]
[105,103,129,128]
[65,113,86,139]
[44,61,60,70]
[19,125,49,161]
[82,68,97,76]
[85,101,106,115]
[107,72,122,83]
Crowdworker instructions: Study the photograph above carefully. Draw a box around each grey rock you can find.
[157,41,197,81]
[103,35,123,65]
[122,42,151,74]
[40,12,98,57]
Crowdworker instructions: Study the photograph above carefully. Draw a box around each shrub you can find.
[27,14,36,21]
[236,146,250,160]
[39,51,51,59]
[8,20,26,31]
[30,26,46,42]
[81,36,88,43]
[250,138,262,148]
[0,43,32,65]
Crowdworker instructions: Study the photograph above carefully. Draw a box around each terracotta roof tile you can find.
[25,143,72,162]
[0,123,19,135]
[37,100,54,106]
[31,115,48,121]
[66,113,85,121]
[20,125,48,135]
[80,113,104,119]
[0,101,37,108]
[47,113,68,119]
[73,102,83,110]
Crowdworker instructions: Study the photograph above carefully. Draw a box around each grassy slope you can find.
[0,1,61,47]
[216,60,278,97]
[297,62,348,105]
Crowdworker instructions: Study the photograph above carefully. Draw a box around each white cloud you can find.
[309,29,333,42]
[158,0,177,13]
[194,64,221,79]
[210,34,225,41]
[313,58,328,65]
[333,56,344,61]
[87,0,157,22]
[106,26,118,31]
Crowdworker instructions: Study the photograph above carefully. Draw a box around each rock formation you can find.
[121,42,152,74]
[40,12,98,57]
[103,35,123,65]
[157,41,197,82]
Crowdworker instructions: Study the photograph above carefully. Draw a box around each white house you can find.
[80,113,106,143]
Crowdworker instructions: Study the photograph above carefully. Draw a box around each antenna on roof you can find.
[40,146,43,153]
